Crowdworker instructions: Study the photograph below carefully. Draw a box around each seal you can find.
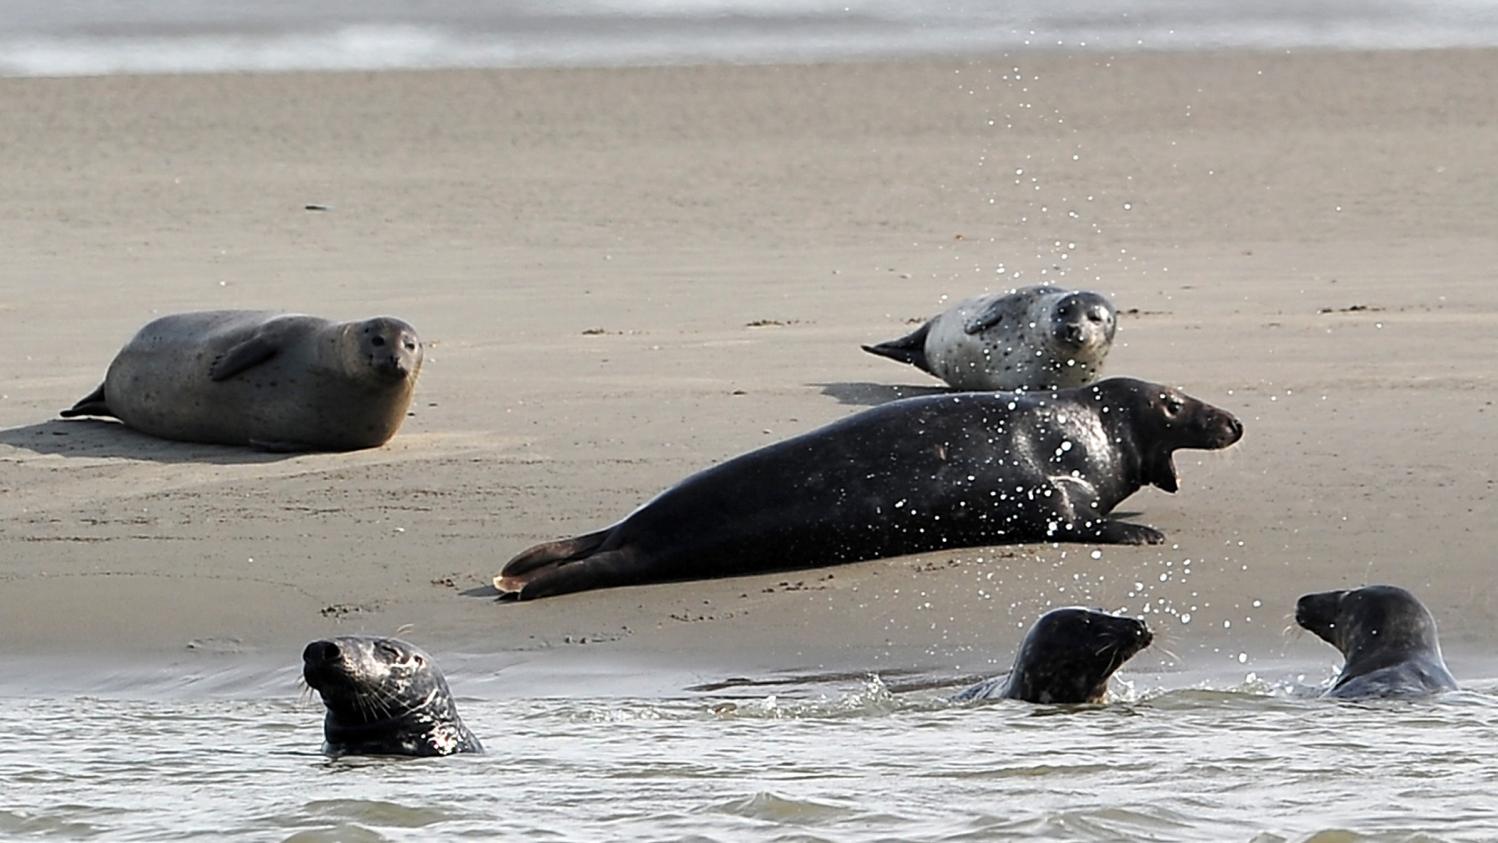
[302,635,483,757]
[862,285,1117,391]
[495,377,1242,600]
[60,310,422,451]
[1295,585,1458,699]
[951,608,1153,704]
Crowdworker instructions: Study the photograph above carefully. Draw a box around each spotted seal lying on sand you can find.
[863,285,1116,391]
[952,608,1153,703]
[302,635,482,757]
[61,310,421,451]
[495,377,1242,600]
[1295,585,1458,699]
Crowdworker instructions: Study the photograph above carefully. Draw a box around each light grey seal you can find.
[952,607,1152,704]
[302,635,482,757]
[1295,585,1458,699]
[863,285,1116,391]
[61,310,422,451]
[495,377,1242,600]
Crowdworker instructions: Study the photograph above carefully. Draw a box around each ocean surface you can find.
[5,0,1498,77]
[3,666,1497,842]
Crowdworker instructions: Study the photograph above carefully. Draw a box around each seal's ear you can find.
[1150,452,1179,493]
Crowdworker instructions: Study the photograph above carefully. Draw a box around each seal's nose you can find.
[303,640,341,665]
[1134,620,1153,647]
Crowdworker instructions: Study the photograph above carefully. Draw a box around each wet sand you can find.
[1,51,1495,692]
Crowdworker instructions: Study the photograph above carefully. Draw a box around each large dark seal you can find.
[863,286,1116,391]
[495,377,1242,600]
[302,635,482,757]
[1295,585,1458,699]
[951,608,1152,704]
[61,310,421,451]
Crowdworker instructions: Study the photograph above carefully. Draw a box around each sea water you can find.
[5,0,1498,78]
[3,667,1496,841]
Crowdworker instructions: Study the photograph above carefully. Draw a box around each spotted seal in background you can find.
[952,608,1153,704]
[1295,585,1458,699]
[862,285,1116,390]
[61,310,421,451]
[302,635,482,757]
[494,377,1242,600]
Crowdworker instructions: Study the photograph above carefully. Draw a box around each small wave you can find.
[708,790,860,823]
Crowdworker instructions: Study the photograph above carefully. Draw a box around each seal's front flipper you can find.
[494,549,642,601]
[1093,520,1165,545]
[861,322,931,373]
[210,336,280,381]
[59,382,114,419]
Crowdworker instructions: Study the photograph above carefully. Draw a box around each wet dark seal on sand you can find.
[302,635,482,757]
[495,377,1243,600]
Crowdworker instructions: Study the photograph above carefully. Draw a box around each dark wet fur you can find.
[952,608,1153,704]
[1295,585,1458,699]
[302,636,482,757]
[496,377,1243,600]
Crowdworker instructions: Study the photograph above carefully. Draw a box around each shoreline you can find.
[2,49,1494,696]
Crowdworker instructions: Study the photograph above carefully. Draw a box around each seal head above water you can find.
[1295,585,1458,699]
[302,635,482,757]
[952,608,1153,704]
[62,310,422,451]
[863,286,1117,391]
[495,377,1242,600]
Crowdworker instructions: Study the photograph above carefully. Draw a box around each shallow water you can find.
[6,0,1498,77]
[4,671,1496,841]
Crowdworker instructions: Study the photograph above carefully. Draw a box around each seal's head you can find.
[348,317,423,382]
[1048,290,1117,353]
[302,635,481,757]
[1296,585,1442,663]
[1006,608,1153,704]
[1090,377,1243,493]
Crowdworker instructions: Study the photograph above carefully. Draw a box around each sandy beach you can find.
[1,50,1495,694]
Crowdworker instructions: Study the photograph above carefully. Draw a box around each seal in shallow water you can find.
[951,608,1153,704]
[61,310,421,451]
[302,635,482,757]
[495,377,1243,600]
[862,285,1117,391]
[1295,585,1458,699]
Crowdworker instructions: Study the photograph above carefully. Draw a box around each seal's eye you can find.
[1163,397,1183,415]
[371,336,386,347]
[376,642,401,660]
[404,341,417,351]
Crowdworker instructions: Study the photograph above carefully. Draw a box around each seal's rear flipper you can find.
[861,322,931,373]
[502,528,612,577]
[494,549,642,600]
[59,383,115,419]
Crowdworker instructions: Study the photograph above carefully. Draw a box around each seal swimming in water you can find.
[1295,585,1458,699]
[302,635,482,757]
[951,608,1153,704]
[61,310,421,451]
[862,285,1117,391]
[495,377,1242,600]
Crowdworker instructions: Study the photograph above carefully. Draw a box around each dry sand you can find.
[1,51,1495,694]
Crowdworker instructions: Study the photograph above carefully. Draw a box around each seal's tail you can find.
[494,548,643,601]
[502,528,611,576]
[59,383,115,419]
[496,528,647,600]
[861,322,931,371]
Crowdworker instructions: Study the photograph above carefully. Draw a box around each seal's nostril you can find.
[303,640,340,664]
